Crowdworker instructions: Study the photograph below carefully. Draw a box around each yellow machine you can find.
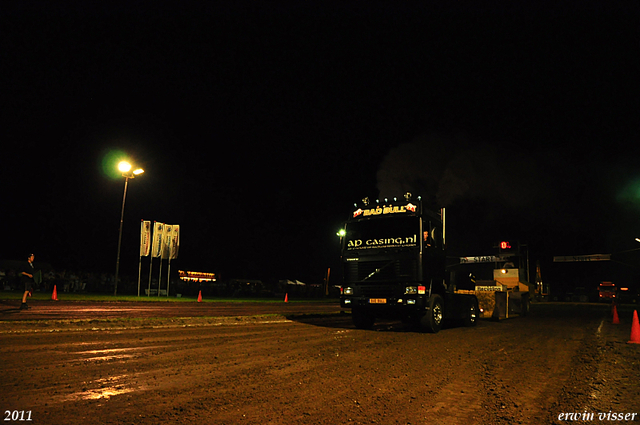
[471,268,531,319]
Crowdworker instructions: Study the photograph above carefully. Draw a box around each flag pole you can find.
[147,257,153,297]
[137,255,142,297]
[158,258,163,297]
[167,259,171,297]
[139,220,152,296]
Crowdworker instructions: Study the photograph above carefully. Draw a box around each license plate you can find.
[369,298,387,304]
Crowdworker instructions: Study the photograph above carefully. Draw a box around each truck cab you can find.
[339,194,478,333]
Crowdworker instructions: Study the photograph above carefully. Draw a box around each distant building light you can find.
[178,270,216,282]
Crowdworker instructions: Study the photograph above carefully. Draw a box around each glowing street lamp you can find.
[118,161,132,173]
[114,161,144,296]
[118,161,144,176]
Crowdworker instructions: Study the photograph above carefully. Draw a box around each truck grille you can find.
[344,259,417,283]
[359,285,396,298]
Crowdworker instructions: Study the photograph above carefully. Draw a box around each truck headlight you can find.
[405,286,418,295]
[343,287,354,295]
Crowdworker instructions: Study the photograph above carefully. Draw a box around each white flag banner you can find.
[151,222,165,258]
[162,224,173,260]
[170,225,180,260]
[140,220,151,257]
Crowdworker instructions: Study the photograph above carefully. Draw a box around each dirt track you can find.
[0,300,343,321]
[1,301,639,424]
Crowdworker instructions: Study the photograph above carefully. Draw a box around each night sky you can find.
[3,2,640,291]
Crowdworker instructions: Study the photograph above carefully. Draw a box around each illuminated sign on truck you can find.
[353,203,417,218]
[347,234,418,250]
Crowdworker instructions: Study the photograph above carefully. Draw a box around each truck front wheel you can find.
[420,294,444,333]
[352,307,375,330]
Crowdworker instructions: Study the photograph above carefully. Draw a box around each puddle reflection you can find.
[60,374,146,401]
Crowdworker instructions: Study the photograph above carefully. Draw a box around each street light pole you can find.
[113,161,144,296]
[114,175,130,296]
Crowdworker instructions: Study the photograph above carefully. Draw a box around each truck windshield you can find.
[344,217,419,252]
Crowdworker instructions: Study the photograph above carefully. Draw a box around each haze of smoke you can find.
[376,133,542,211]
[376,133,640,256]
[376,133,458,206]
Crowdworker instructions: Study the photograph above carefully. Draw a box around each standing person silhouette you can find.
[20,253,36,310]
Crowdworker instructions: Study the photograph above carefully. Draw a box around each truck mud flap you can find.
[508,292,530,317]
[492,292,508,320]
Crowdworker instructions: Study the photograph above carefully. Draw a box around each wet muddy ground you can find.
[1,301,639,424]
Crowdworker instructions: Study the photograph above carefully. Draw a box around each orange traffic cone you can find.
[612,304,620,325]
[51,285,58,301]
[284,293,288,303]
[629,310,640,344]
[197,290,202,302]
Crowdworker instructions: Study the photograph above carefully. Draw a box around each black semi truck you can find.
[339,193,479,333]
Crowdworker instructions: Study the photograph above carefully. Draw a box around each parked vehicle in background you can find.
[598,281,617,302]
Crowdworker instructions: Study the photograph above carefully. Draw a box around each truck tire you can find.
[420,294,444,333]
[352,307,375,330]
[464,298,479,327]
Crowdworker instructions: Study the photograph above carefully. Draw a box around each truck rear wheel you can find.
[420,294,444,333]
[464,298,479,327]
[352,307,375,330]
